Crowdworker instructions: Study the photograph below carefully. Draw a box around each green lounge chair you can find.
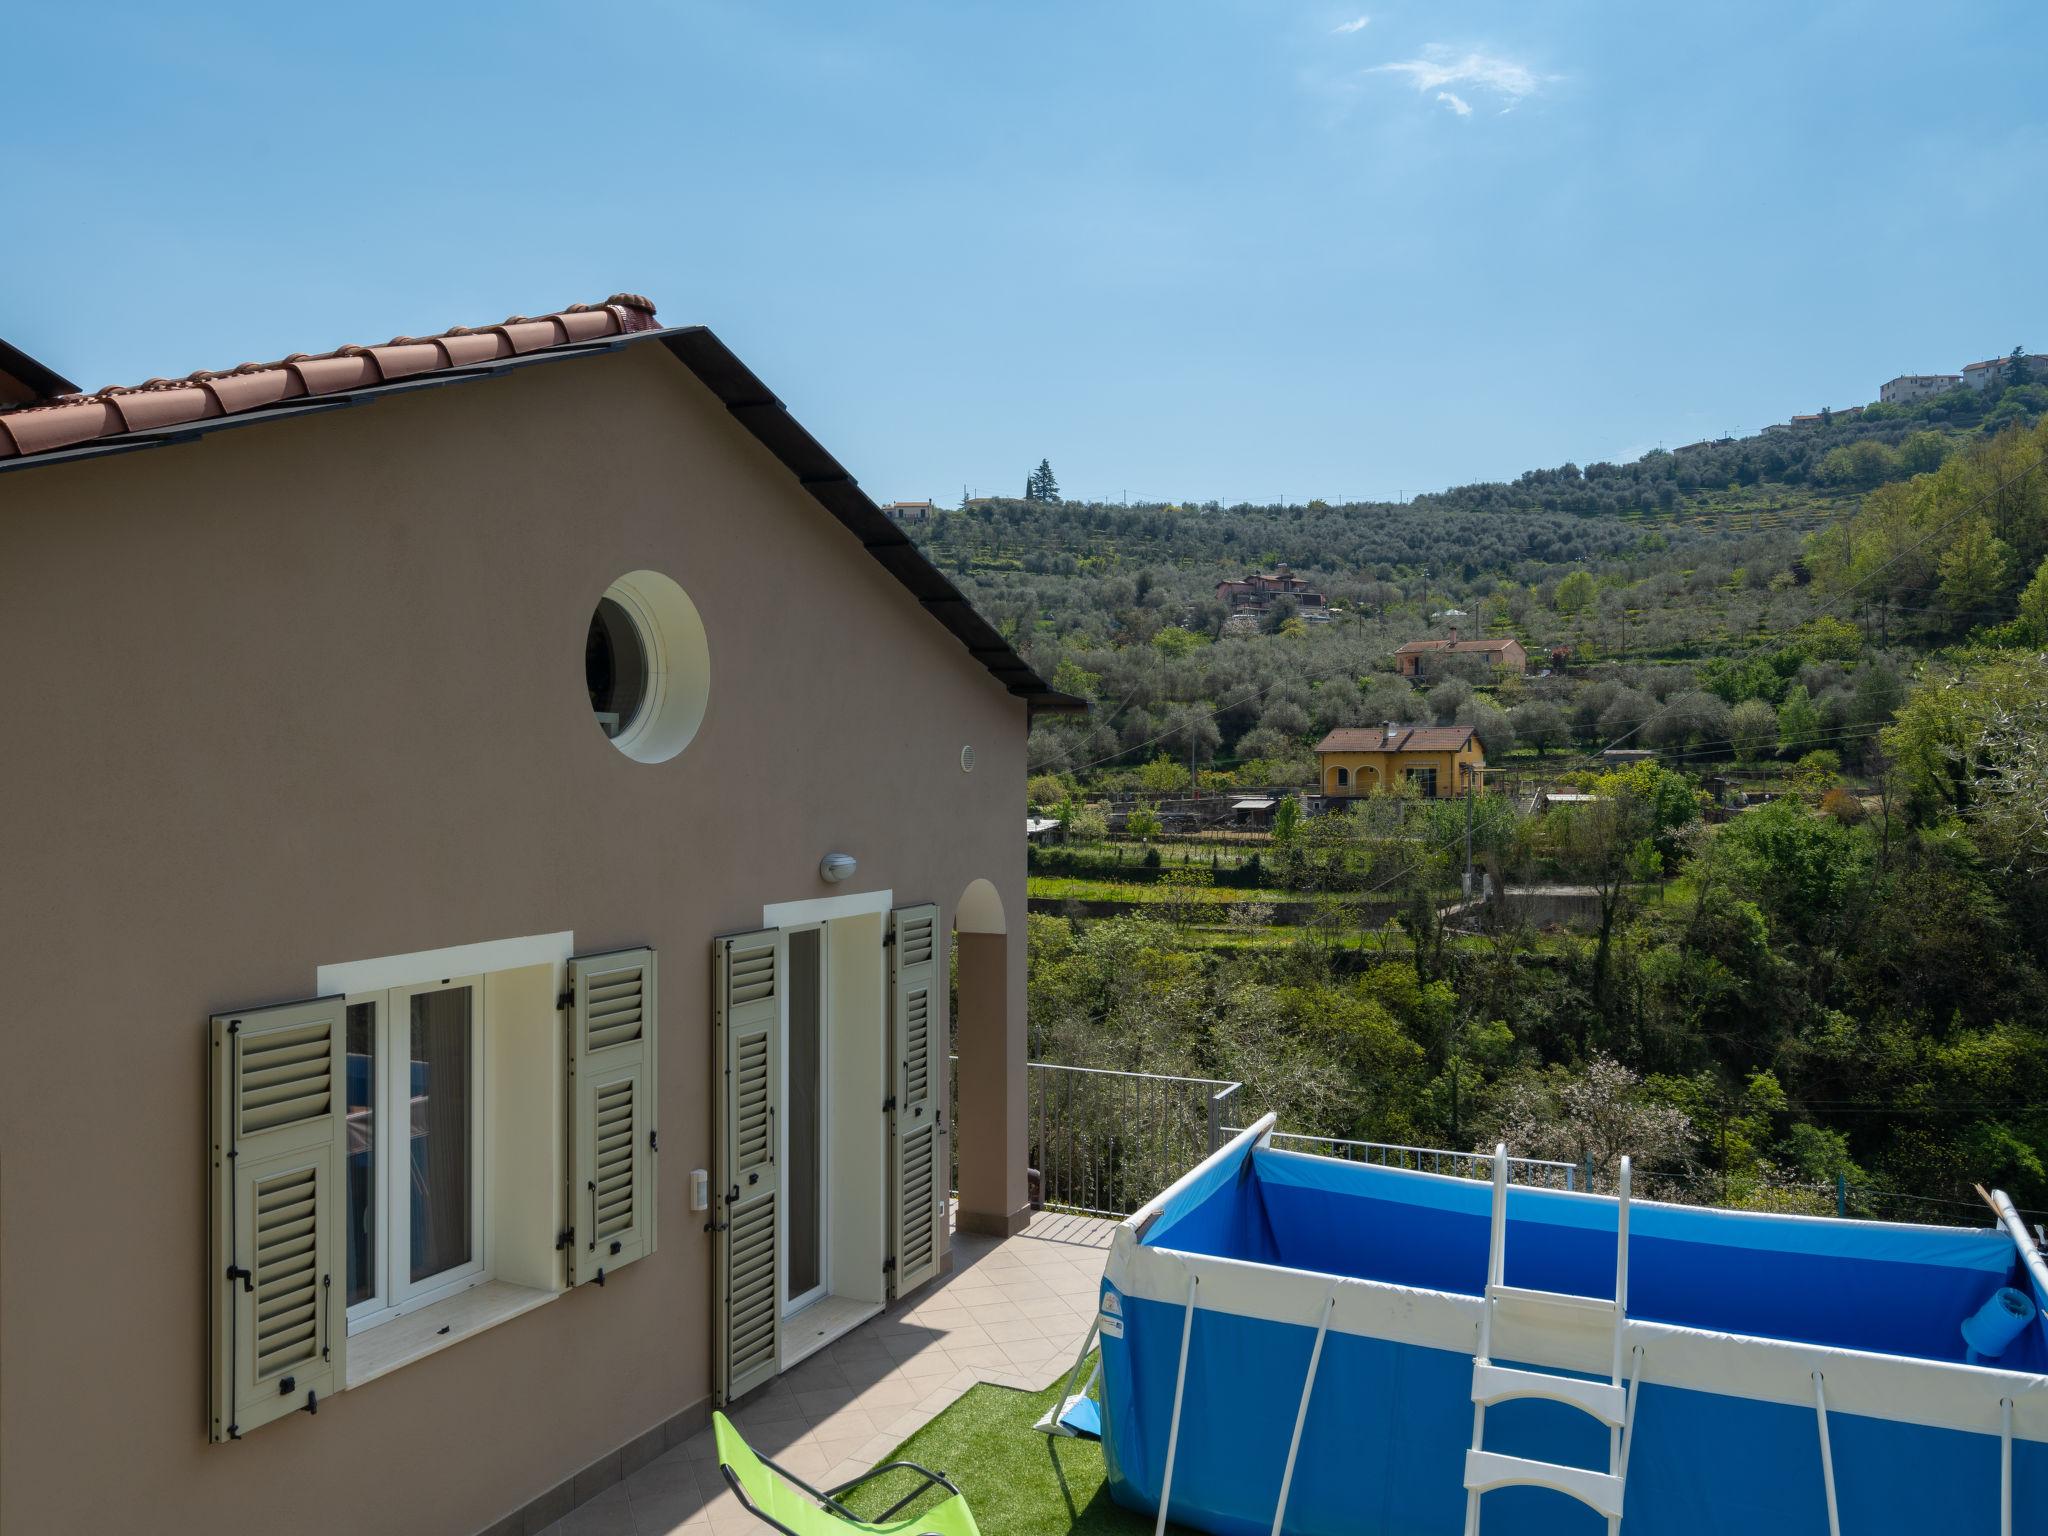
[713,1412,983,1536]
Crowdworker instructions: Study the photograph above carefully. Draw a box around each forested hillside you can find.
[921,372,2048,1221]
[911,370,2047,787]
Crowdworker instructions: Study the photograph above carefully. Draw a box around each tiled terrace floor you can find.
[540,1211,1114,1536]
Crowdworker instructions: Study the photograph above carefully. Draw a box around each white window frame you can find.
[345,975,488,1334]
[602,576,669,760]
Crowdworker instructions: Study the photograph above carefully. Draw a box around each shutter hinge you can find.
[556,1227,574,1250]
[883,929,896,947]
[226,1264,253,1292]
[882,1094,897,1113]
[557,989,574,1011]
[882,1257,897,1274]
[650,1128,659,1153]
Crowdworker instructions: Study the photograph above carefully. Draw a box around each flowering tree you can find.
[1485,1056,1693,1193]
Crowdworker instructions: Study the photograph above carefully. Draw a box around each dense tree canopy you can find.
[1000,376,2048,1223]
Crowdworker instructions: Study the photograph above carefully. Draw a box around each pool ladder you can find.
[1463,1146,1639,1536]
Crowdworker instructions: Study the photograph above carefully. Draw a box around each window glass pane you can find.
[786,930,822,1303]
[409,987,473,1283]
[586,597,650,738]
[346,1002,376,1307]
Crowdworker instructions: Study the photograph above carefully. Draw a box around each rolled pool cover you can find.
[1960,1284,2038,1361]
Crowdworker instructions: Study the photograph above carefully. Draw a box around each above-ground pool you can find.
[1096,1118,2046,1536]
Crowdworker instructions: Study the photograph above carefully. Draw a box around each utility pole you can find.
[1463,773,1476,902]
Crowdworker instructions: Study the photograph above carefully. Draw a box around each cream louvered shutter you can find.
[209,996,348,1442]
[713,930,781,1403]
[888,904,944,1299]
[567,948,658,1285]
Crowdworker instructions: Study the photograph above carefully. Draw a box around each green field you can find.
[1027,874,1291,905]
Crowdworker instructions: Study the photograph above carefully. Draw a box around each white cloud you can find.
[1332,16,1370,34]
[1370,47,1547,112]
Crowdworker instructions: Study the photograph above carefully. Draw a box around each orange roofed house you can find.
[0,294,1084,1536]
[1316,724,1486,800]
[1392,630,1529,678]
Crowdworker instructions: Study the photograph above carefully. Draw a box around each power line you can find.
[1614,718,1895,766]
[1796,1102,2048,1113]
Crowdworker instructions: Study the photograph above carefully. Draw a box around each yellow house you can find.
[1315,724,1485,800]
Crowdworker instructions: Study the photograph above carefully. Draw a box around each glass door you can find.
[345,976,484,1332]
[783,926,828,1314]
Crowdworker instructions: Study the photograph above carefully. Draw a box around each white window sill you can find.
[346,1279,557,1389]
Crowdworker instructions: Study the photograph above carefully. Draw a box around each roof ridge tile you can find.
[0,293,661,461]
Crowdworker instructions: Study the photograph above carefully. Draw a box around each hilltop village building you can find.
[1963,355,2046,390]
[1788,406,1865,428]
[1762,351,2039,433]
[1880,374,1963,405]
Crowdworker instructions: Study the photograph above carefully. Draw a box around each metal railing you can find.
[946,1058,2043,1226]
[950,1058,1244,1219]
[1245,1131,1580,1190]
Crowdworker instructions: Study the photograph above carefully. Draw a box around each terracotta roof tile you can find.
[1392,637,1521,654]
[361,341,444,380]
[0,293,660,462]
[1315,725,1477,754]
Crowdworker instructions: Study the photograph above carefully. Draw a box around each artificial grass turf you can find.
[835,1358,1189,1536]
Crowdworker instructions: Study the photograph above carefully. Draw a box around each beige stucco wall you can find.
[0,341,1030,1535]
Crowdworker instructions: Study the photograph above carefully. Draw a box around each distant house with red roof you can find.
[1315,724,1484,800]
[1392,631,1529,679]
[1963,355,2046,391]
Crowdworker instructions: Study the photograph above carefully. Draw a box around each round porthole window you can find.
[583,571,709,763]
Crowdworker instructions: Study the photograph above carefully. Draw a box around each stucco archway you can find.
[956,878,1005,935]
[951,878,1025,1235]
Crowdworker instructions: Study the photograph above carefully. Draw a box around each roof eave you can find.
[0,335,82,405]
[647,326,1068,709]
[0,316,1070,710]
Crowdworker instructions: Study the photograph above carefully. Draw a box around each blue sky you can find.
[7,2,2044,505]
